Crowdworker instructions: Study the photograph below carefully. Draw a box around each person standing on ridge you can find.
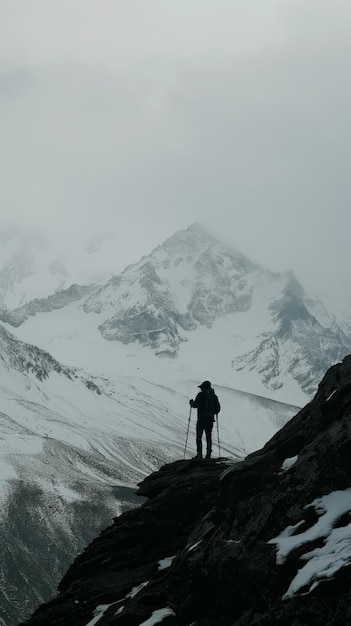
[189,381,221,459]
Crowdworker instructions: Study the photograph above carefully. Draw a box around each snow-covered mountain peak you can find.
[82,223,267,357]
[150,222,256,270]
[158,222,224,254]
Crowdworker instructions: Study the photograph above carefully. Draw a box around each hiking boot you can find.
[193,454,203,460]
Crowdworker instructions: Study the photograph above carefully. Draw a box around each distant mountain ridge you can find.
[2,223,351,400]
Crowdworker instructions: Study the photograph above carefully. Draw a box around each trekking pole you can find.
[216,414,221,457]
[183,407,192,459]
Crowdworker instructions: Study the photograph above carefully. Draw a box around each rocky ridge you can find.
[0,283,96,327]
[0,323,101,391]
[22,355,351,626]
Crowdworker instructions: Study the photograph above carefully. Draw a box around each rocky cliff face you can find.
[22,355,351,626]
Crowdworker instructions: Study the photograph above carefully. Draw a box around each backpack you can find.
[202,389,220,417]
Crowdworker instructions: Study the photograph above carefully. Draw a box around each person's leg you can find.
[204,418,214,458]
[196,419,204,458]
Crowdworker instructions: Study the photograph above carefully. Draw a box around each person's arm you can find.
[190,392,202,408]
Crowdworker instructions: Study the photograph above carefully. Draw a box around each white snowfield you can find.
[0,327,298,511]
[11,289,309,407]
[269,489,351,598]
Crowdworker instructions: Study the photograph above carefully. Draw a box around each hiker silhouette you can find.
[189,381,221,459]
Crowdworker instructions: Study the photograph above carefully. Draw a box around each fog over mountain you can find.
[1,1,351,302]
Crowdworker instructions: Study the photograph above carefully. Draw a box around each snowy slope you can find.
[0,323,298,625]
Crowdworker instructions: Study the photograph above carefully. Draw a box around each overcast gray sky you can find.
[0,0,350,301]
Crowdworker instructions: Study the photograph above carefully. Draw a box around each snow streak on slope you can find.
[269,489,351,599]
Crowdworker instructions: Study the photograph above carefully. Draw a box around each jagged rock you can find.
[21,355,351,625]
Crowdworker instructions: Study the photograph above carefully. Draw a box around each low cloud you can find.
[0,1,349,300]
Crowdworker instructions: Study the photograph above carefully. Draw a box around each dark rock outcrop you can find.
[22,355,351,626]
